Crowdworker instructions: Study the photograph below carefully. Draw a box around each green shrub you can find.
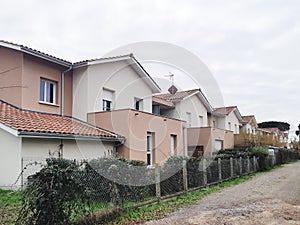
[250,147,269,157]
[16,158,89,225]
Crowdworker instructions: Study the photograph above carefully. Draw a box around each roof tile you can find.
[0,100,121,139]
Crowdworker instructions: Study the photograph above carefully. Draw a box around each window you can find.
[40,79,57,104]
[152,105,160,115]
[215,140,223,152]
[186,112,191,127]
[134,98,143,111]
[102,89,114,111]
[213,120,216,128]
[170,135,177,156]
[199,115,203,127]
[147,132,153,166]
[234,124,238,134]
[228,122,232,130]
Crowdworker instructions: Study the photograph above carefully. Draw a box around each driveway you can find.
[146,161,300,225]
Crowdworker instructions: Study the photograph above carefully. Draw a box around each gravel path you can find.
[146,161,300,225]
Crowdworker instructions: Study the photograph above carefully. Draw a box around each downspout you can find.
[61,66,72,116]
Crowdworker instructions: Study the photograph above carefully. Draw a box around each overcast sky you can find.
[1,0,300,139]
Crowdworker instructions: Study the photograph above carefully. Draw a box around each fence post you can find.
[253,156,256,171]
[247,156,250,173]
[239,157,243,175]
[202,159,208,186]
[21,157,24,189]
[218,158,222,181]
[155,164,161,201]
[230,157,234,178]
[182,160,188,193]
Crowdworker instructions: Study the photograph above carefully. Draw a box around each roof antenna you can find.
[165,72,178,95]
[164,72,174,84]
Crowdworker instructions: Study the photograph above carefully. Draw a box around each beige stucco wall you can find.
[0,128,22,188]
[166,94,209,127]
[0,47,73,116]
[22,55,64,114]
[225,110,241,134]
[22,138,115,160]
[88,109,185,164]
[73,61,154,121]
[187,127,234,155]
[0,47,23,107]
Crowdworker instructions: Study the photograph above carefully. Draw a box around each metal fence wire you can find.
[16,148,299,224]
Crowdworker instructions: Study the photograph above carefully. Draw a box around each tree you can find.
[258,121,290,131]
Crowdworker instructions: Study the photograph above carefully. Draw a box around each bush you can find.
[16,158,89,225]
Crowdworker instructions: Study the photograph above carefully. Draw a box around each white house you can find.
[0,99,124,188]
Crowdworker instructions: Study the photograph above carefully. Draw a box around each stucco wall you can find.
[0,128,22,188]
[22,138,115,160]
[88,109,185,164]
[225,111,240,134]
[73,61,154,121]
[187,127,234,154]
[0,47,23,107]
[167,94,209,127]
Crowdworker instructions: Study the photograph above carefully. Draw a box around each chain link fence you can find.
[17,148,299,224]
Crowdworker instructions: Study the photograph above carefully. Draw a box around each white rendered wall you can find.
[0,128,22,188]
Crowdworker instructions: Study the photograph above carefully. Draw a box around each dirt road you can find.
[146,161,300,225]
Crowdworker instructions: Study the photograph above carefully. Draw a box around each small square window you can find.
[40,79,57,104]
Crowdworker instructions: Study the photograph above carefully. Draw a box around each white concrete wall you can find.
[225,111,240,134]
[22,138,115,160]
[73,67,89,121]
[242,123,257,134]
[73,61,154,121]
[172,94,209,127]
[0,128,22,188]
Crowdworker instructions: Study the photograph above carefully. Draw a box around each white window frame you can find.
[40,79,57,105]
[186,112,191,128]
[147,132,153,166]
[199,115,203,127]
[134,98,143,111]
[102,89,114,111]
[170,134,176,156]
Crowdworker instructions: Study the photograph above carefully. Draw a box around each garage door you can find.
[215,140,223,152]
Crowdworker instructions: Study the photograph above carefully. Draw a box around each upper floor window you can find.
[186,112,191,127]
[134,98,143,111]
[199,115,203,127]
[102,89,114,111]
[228,122,232,130]
[40,79,57,104]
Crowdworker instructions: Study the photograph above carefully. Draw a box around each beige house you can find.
[0,41,124,188]
[241,115,258,134]
[213,106,245,135]
[153,89,234,156]
[73,55,186,165]
[0,40,256,187]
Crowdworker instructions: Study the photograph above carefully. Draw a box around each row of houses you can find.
[0,40,287,188]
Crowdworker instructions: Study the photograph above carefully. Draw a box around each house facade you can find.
[1,40,264,188]
[0,41,124,188]
[153,89,234,156]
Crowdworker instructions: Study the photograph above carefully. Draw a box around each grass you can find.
[103,174,256,225]
[0,189,22,225]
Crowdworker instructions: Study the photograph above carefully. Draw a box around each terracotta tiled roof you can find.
[0,100,122,140]
[259,127,280,134]
[154,89,200,101]
[213,106,236,115]
[242,115,255,123]
[152,96,175,108]
[0,40,72,66]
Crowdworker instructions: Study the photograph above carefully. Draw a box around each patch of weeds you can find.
[0,189,22,225]
[104,174,255,225]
